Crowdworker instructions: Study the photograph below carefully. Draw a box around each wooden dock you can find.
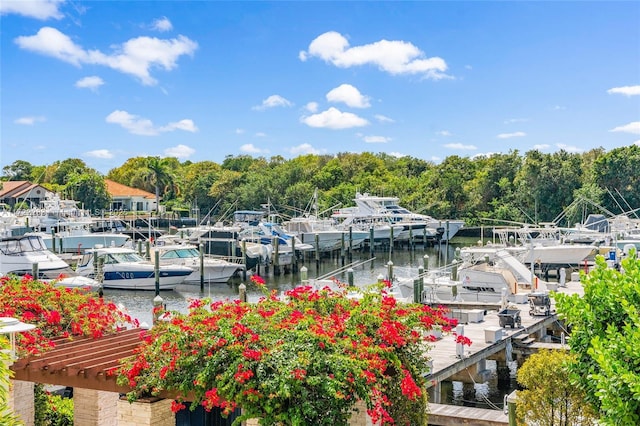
[422,279,584,424]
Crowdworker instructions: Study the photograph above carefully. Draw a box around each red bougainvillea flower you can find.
[117,280,464,425]
[0,275,137,356]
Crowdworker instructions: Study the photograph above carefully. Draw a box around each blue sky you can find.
[1,1,639,175]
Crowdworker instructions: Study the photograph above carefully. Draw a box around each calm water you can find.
[102,240,515,410]
[103,242,458,325]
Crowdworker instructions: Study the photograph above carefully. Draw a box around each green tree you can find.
[2,160,34,181]
[140,157,178,214]
[66,171,111,214]
[516,350,598,426]
[554,252,640,425]
[592,145,640,214]
[46,158,91,186]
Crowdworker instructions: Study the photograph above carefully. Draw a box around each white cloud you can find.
[235,128,245,134]
[300,31,449,79]
[84,149,114,159]
[288,143,322,156]
[363,135,391,143]
[610,121,640,135]
[388,152,405,158]
[75,76,104,91]
[430,156,441,162]
[15,116,46,125]
[436,130,451,136]
[0,0,64,20]
[252,95,293,110]
[305,102,319,113]
[444,143,477,150]
[607,85,640,97]
[375,114,394,123]
[14,27,197,86]
[556,143,583,153]
[504,118,529,124]
[164,144,195,159]
[497,131,526,139]
[152,17,173,32]
[533,144,550,150]
[634,140,640,147]
[160,119,198,133]
[255,132,267,138]
[105,110,197,135]
[240,144,267,154]
[552,105,566,111]
[326,84,370,108]
[301,107,369,129]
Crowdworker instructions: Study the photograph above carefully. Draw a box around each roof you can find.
[104,179,156,200]
[0,181,49,199]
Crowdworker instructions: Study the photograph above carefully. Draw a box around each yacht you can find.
[493,226,596,266]
[0,234,102,291]
[75,246,192,290]
[16,194,131,253]
[152,243,244,284]
[331,193,461,242]
[283,215,369,251]
[395,245,548,304]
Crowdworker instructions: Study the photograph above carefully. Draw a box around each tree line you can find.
[2,145,639,227]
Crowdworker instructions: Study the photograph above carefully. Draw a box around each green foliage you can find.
[2,160,34,181]
[65,171,111,213]
[14,145,640,226]
[516,350,598,425]
[555,252,640,425]
[0,338,22,426]
[34,384,73,426]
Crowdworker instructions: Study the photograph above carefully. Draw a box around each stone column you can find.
[73,388,119,426]
[7,380,34,426]
[117,397,174,426]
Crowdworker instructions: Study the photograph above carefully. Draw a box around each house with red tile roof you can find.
[104,179,158,212]
[0,181,53,209]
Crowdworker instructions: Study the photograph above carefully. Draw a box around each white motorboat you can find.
[75,246,192,290]
[494,226,596,266]
[331,192,460,242]
[0,234,102,292]
[395,245,549,304]
[153,243,244,284]
[15,194,131,253]
[283,215,368,251]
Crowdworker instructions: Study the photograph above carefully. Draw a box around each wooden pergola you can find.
[10,328,143,393]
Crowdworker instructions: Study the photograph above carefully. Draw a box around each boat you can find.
[238,221,314,266]
[281,191,369,251]
[395,244,549,304]
[75,246,193,290]
[283,215,369,251]
[152,243,244,284]
[0,234,102,292]
[156,223,270,272]
[331,192,458,242]
[14,194,131,253]
[493,226,596,266]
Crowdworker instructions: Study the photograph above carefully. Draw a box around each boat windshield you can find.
[0,235,47,254]
[102,251,145,264]
[161,248,199,259]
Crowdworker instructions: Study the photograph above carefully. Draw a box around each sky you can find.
[1,1,639,175]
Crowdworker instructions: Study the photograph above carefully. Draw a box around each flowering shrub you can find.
[118,277,459,425]
[0,274,137,356]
